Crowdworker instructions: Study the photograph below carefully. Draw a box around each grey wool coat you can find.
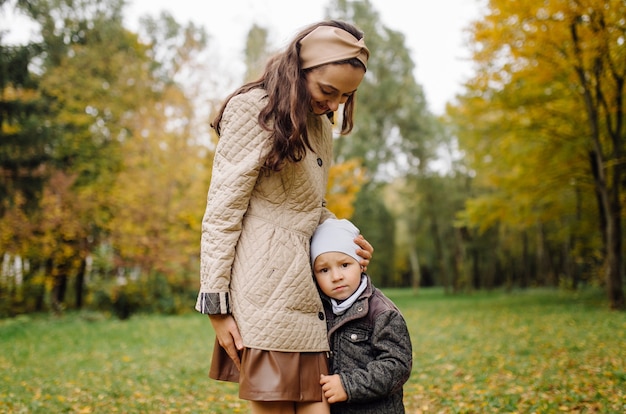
[322,275,413,414]
[195,88,335,352]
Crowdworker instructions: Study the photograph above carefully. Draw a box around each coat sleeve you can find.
[195,92,270,314]
[340,310,413,403]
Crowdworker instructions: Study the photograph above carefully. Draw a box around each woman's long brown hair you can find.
[211,20,366,172]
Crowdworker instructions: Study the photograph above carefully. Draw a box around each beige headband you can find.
[300,26,369,70]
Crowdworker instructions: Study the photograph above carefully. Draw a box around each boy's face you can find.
[313,252,362,301]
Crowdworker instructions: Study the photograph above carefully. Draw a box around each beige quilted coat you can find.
[195,88,335,352]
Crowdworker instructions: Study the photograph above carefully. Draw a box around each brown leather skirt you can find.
[209,339,329,402]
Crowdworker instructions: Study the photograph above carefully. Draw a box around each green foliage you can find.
[243,24,270,82]
[87,272,196,320]
[1,288,624,413]
[325,0,454,291]
[0,39,52,217]
[0,267,46,317]
[352,185,396,286]
[329,0,436,176]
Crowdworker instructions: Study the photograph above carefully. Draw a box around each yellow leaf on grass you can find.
[452,383,465,391]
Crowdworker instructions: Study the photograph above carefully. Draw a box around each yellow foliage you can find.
[325,158,366,219]
[106,79,212,276]
[1,85,41,135]
[448,0,621,241]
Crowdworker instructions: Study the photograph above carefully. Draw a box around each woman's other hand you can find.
[208,314,244,370]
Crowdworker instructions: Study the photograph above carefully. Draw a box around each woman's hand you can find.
[354,234,373,272]
[208,314,244,370]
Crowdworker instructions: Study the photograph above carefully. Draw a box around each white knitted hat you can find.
[310,218,361,265]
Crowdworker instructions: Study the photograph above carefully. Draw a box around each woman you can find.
[195,20,372,414]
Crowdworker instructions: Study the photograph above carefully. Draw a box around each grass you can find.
[1,288,625,413]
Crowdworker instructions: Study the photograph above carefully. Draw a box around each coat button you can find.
[317,157,323,166]
[318,312,325,320]
[351,333,357,340]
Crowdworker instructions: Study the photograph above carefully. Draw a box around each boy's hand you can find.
[320,374,348,403]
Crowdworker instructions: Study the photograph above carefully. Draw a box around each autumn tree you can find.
[105,12,211,304]
[26,0,161,311]
[0,0,53,314]
[1,0,215,315]
[450,0,625,308]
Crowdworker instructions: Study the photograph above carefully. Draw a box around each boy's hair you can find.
[310,218,361,265]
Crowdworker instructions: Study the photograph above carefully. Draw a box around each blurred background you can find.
[1,0,624,318]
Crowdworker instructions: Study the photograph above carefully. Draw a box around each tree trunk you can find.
[586,117,625,309]
[471,248,480,290]
[605,213,625,310]
[605,171,625,309]
[430,215,447,293]
[408,247,421,292]
[568,15,625,309]
[75,257,87,309]
[453,227,467,292]
[51,274,67,314]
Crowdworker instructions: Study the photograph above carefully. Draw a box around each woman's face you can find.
[305,63,366,115]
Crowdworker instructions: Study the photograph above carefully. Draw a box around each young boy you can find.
[310,218,413,413]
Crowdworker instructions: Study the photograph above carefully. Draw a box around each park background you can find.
[1,0,626,411]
